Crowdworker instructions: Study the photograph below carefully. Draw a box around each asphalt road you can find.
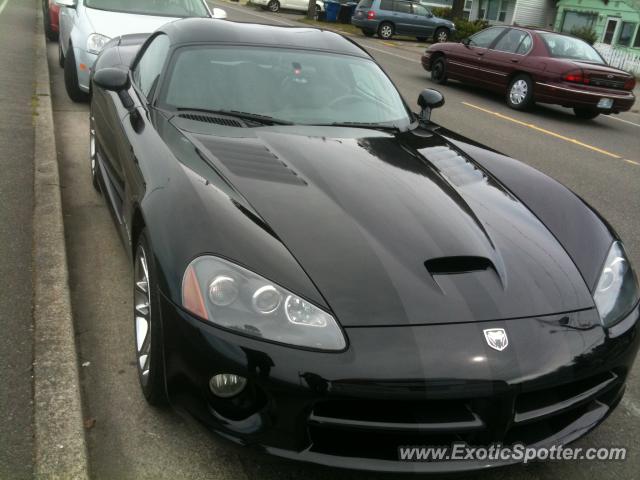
[0,0,36,478]
[47,2,640,479]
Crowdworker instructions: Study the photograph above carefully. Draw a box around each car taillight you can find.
[367,10,376,19]
[624,77,636,90]
[564,69,590,85]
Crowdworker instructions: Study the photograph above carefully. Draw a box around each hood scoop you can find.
[425,146,486,187]
[425,256,494,275]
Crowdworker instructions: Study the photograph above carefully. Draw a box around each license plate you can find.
[597,98,614,109]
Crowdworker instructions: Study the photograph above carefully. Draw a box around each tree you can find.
[451,0,465,19]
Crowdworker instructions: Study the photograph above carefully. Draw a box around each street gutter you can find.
[32,8,90,480]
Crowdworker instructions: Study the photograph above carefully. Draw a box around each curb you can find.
[32,8,90,480]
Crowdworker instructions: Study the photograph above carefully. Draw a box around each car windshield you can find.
[539,33,605,64]
[161,46,412,128]
[84,0,209,17]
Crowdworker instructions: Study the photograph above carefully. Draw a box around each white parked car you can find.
[253,0,325,18]
[55,0,226,102]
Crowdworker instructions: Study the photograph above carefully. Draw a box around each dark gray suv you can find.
[352,0,456,42]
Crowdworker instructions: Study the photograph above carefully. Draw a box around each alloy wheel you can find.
[436,30,448,43]
[509,79,528,105]
[380,25,393,39]
[134,246,152,387]
[268,0,279,12]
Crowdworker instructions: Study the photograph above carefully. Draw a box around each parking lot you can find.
[2,0,640,478]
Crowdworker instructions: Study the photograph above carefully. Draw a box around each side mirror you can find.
[427,12,434,18]
[417,89,444,123]
[461,38,471,46]
[93,68,136,112]
[55,0,77,7]
[94,67,130,92]
[212,8,227,19]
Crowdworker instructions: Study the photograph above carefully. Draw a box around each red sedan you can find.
[42,0,60,41]
[422,26,636,120]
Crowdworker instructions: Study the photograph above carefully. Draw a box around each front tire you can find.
[573,108,600,120]
[430,57,448,85]
[378,22,394,40]
[434,27,450,43]
[64,45,89,103]
[506,74,534,110]
[267,0,280,12]
[134,231,168,406]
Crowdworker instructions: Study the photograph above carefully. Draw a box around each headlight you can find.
[593,242,639,327]
[181,256,346,351]
[86,33,110,55]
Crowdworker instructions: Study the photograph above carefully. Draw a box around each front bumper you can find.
[535,81,636,113]
[160,292,639,473]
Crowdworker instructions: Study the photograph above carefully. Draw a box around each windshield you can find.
[84,0,209,17]
[161,46,412,128]
[539,33,605,64]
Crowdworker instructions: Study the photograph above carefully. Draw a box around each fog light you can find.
[209,374,247,398]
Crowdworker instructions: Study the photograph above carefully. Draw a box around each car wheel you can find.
[506,74,534,110]
[64,45,89,103]
[434,27,450,43]
[89,110,100,193]
[573,107,600,120]
[267,0,280,12]
[431,57,448,85]
[362,29,375,37]
[134,231,168,406]
[58,42,65,68]
[378,22,394,40]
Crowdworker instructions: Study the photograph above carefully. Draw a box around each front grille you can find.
[307,371,623,460]
[178,113,243,128]
[590,78,626,89]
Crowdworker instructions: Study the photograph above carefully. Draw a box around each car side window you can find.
[469,27,506,48]
[132,34,171,100]
[412,4,429,16]
[393,1,412,14]
[379,0,393,10]
[494,29,530,54]
[516,33,533,54]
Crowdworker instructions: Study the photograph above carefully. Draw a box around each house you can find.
[467,0,558,28]
[554,0,640,74]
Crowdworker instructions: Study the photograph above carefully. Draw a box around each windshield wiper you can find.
[176,107,293,125]
[314,121,402,131]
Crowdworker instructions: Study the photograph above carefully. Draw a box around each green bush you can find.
[431,7,453,20]
[453,19,489,41]
[569,26,598,45]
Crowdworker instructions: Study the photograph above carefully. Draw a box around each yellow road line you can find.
[382,41,396,47]
[461,102,622,159]
[625,159,640,166]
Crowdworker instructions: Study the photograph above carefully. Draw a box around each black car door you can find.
[98,33,172,245]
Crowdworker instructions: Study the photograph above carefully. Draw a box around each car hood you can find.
[178,122,594,327]
[84,7,180,39]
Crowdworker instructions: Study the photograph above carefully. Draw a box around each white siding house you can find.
[469,0,557,29]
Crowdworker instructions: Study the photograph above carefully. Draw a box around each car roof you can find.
[159,18,370,58]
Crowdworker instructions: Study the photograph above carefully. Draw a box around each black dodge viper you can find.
[89,18,640,472]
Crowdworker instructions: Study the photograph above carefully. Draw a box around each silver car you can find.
[56,0,227,101]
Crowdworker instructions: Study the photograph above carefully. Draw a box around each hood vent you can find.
[425,256,493,275]
[426,146,486,187]
[199,138,307,186]
[178,113,243,128]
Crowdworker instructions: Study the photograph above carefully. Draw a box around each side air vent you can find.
[178,113,243,128]
[425,256,493,275]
